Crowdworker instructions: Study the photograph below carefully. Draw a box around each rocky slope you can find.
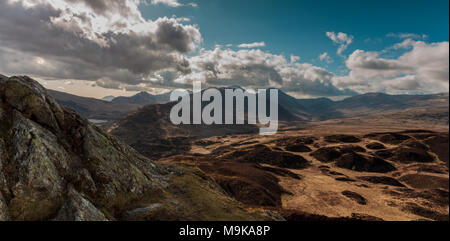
[0,76,277,221]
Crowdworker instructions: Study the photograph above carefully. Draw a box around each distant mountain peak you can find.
[135,91,151,96]
[110,90,169,105]
[362,92,390,97]
[101,95,115,102]
[226,85,244,90]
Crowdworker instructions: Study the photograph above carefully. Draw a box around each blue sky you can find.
[0,0,448,98]
[141,0,449,74]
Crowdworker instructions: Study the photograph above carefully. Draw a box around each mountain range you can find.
[111,91,170,105]
[47,84,449,123]
[47,89,171,121]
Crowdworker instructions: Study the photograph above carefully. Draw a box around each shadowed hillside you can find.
[47,89,170,121]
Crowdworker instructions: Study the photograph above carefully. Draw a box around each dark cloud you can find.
[156,18,200,53]
[0,0,200,84]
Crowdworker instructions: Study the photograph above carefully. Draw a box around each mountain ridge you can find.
[111,91,170,105]
[36,76,448,123]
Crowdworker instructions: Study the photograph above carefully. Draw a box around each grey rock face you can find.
[7,111,68,220]
[0,192,8,221]
[54,186,108,221]
[0,76,167,220]
[123,203,164,220]
[0,138,10,221]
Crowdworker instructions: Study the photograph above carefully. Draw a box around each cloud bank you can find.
[334,40,449,94]
[0,0,201,84]
[0,0,448,98]
[238,42,266,48]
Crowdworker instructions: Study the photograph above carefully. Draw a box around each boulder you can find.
[7,111,68,220]
[54,186,108,221]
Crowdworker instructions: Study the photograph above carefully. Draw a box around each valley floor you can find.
[161,123,449,221]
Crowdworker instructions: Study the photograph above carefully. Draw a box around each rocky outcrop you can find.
[53,186,108,221]
[0,76,275,221]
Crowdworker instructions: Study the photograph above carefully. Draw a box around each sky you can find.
[0,0,448,98]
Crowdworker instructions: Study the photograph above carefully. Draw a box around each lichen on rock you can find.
[54,186,108,221]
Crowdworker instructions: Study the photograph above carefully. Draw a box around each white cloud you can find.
[333,40,449,94]
[290,55,300,63]
[151,0,182,7]
[150,0,198,8]
[319,52,333,63]
[237,42,266,48]
[392,38,417,49]
[386,32,428,40]
[188,2,198,7]
[326,32,354,55]
[172,16,191,22]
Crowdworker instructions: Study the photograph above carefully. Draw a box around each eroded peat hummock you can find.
[160,124,449,221]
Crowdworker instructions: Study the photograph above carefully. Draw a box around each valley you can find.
[0,75,448,221]
[165,124,448,221]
